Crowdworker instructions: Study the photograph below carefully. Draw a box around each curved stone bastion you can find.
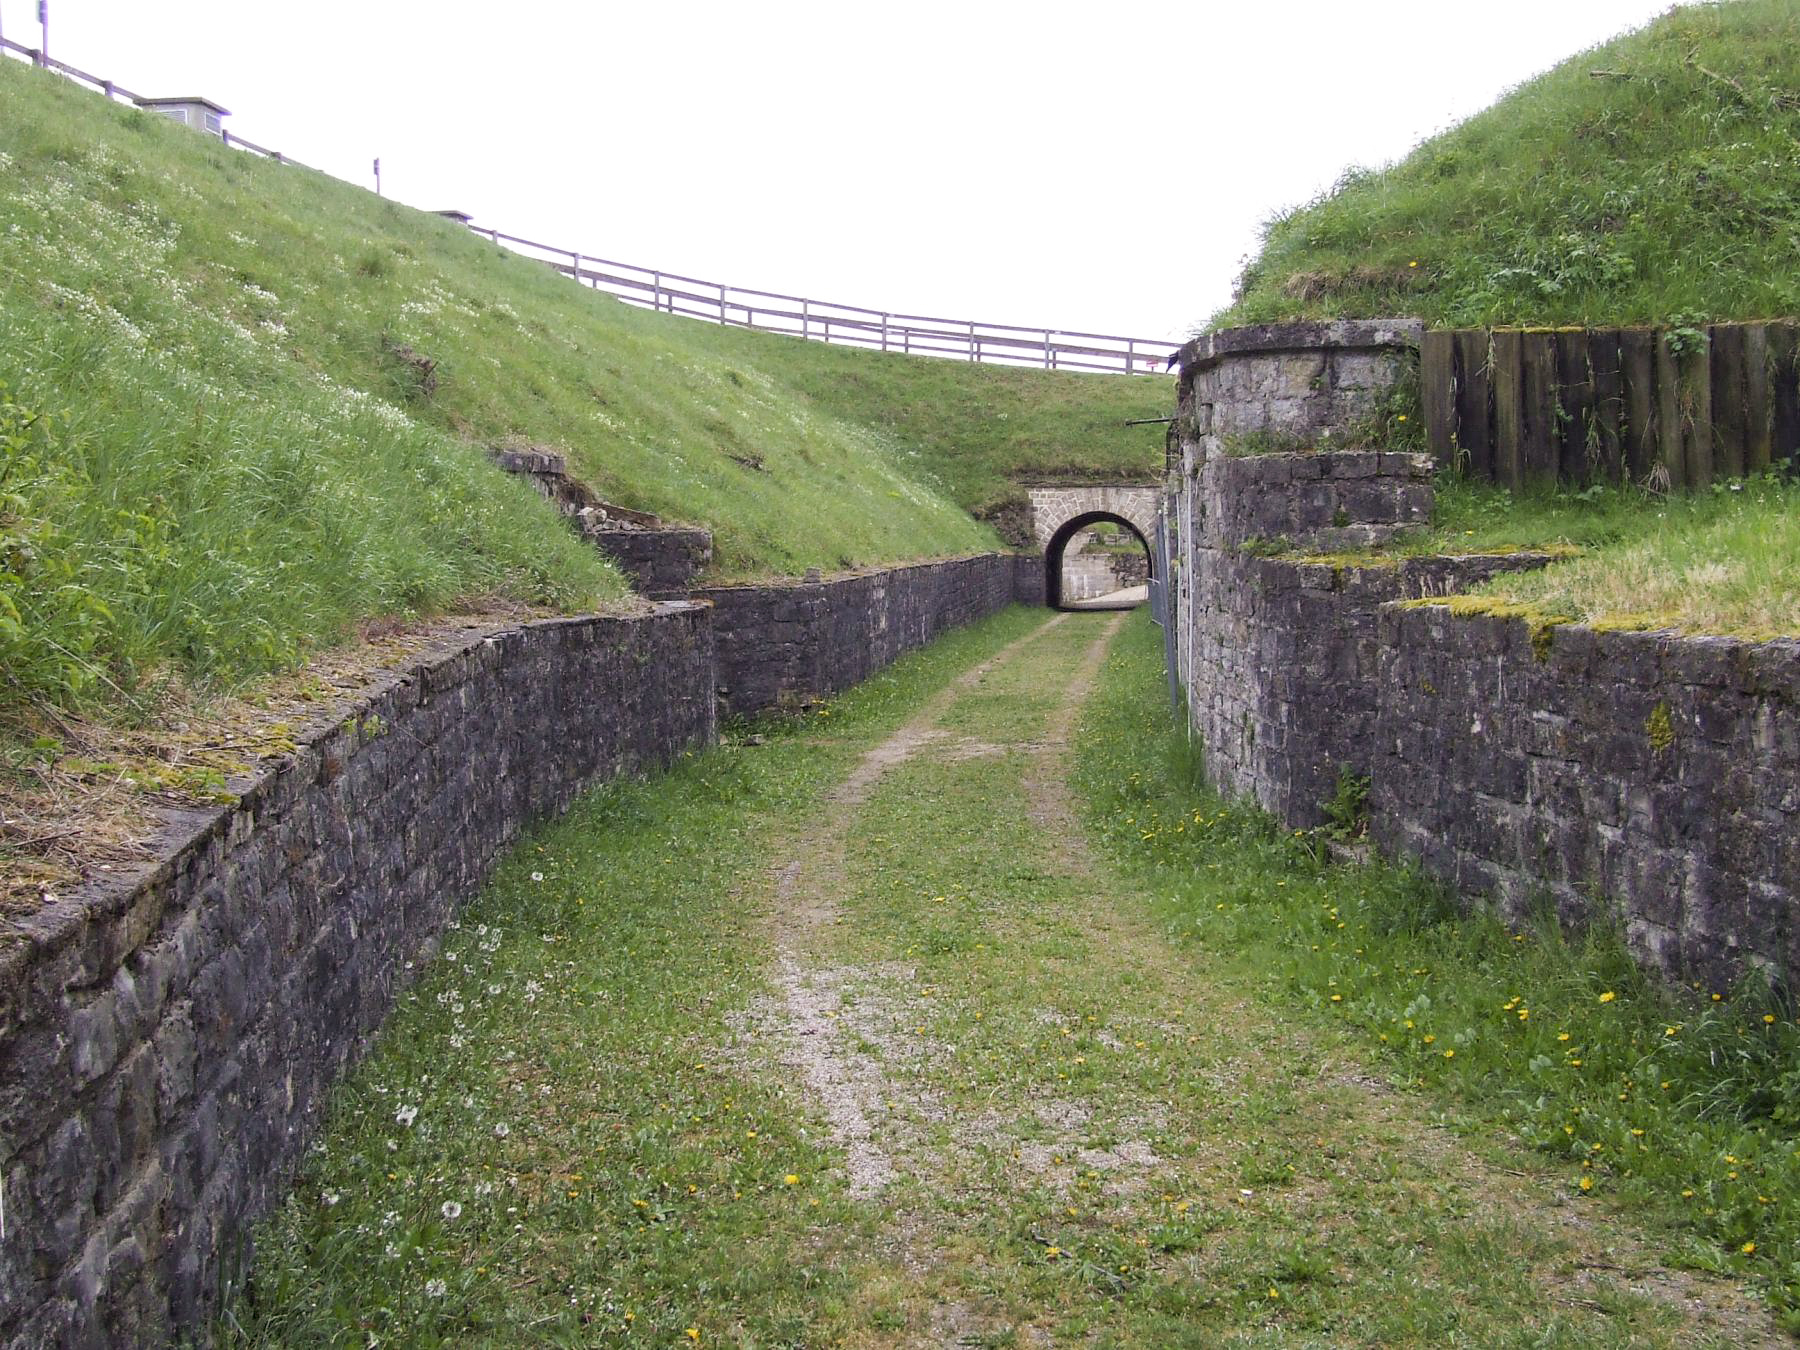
[1162,321,1800,990]
[0,554,1036,1345]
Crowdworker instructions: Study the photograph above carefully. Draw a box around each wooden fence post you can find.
[1420,330,1457,466]
[1490,330,1524,491]
[881,314,889,351]
[652,270,662,312]
[1452,329,1493,482]
[1620,329,1657,483]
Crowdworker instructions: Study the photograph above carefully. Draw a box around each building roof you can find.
[136,95,233,116]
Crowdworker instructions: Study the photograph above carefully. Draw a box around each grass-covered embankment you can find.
[0,52,1165,732]
[1216,0,1800,329]
[1291,471,1800,638]
[1075,614,1800,1328]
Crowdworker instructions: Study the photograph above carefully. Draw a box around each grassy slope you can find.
[1216,0,1800,329]
[0,56,1165,719]
[1295,474,1800,638]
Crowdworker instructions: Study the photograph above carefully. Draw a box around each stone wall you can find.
[1170,319,1424,466]
[0,606,715,1346]
[491,448,714,597]
[593,526,714,599]
[1375,608,1800,984]
[1198,451,1433,552]
[699,555,1020,715]
[1191,548,1552,827]
[1023,484,1161,551]
[1163,325,1800,982]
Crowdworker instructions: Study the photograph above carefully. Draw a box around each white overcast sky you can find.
[5,1,1677,341]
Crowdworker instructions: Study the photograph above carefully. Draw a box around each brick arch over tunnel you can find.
[1025,484,1161,552]
[1024,484,1162,610]
[1041,510,1155,609]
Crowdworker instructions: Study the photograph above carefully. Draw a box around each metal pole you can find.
[571,250,582,283]
[802,299,809,341]
[372,157,381,196]
[881,314,889,352]
[718,283,727,324]
[38,0,49,65]
[1043,330,1051,370]
[652,270,662,312]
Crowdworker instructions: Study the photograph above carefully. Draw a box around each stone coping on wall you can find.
[1175,319,1424,374]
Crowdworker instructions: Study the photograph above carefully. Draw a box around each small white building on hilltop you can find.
[136,95,230,138]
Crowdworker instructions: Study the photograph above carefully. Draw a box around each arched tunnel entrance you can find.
[1044,511,1155,611]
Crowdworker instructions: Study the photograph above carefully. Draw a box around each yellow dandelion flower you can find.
[1598,991,1617,1004]
[1742,1241,1756,1255]
[1579,1176,1593,1191]
[686,1330,701,1342]
[783,1174,799,1186]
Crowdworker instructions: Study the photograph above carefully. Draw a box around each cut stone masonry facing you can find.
[1165,321,1800,986]
[0,543,1041,1344]
[492,449,713,598]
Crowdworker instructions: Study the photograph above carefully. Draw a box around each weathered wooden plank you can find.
[1490,330,1524,491]
[1770,323,1800,470]
[1520,331,1560,484]
[1453,329,1493,482]
[1421,330,1458,466]
[1744,323,1772,476]
[1710,324,1748,480]
[1620,328,1657,483]
[1589,330,1624,485]
[1655,334,1687,491]
[1681,330,1715,489]
[1555,329,1595,482]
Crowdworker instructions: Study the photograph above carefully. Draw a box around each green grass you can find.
[1290,471,1800,637]
[0,56,1165,725]
[220,607,1055,1347]
[1074,614,1800,1327]
[1215,0,1800,329]
[234,608,1779,1344]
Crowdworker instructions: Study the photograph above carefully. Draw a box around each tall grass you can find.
[1216,0,1800,329]
[1076,613,1800,1326]
[0,55,1165,723]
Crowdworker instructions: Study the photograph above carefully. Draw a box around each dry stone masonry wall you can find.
[699,555,1032,716]
[1166,321,1800,986]
[491,449,714,598]
[1376,610,1800,984]
[0,546,1036,1344]
[0,606,716,1347]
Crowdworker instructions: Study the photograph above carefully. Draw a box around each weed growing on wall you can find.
[1074,614,1800,1326]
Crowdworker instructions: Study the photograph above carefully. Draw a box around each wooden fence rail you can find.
[1422,323,1800,491]
[473,226,1177,375]
[3,34,1174,377]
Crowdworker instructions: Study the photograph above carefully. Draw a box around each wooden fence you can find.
[3,32,1174,377]
[1422,323,1800,490]
[468,226,1177,376]
[0,36,308,167]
